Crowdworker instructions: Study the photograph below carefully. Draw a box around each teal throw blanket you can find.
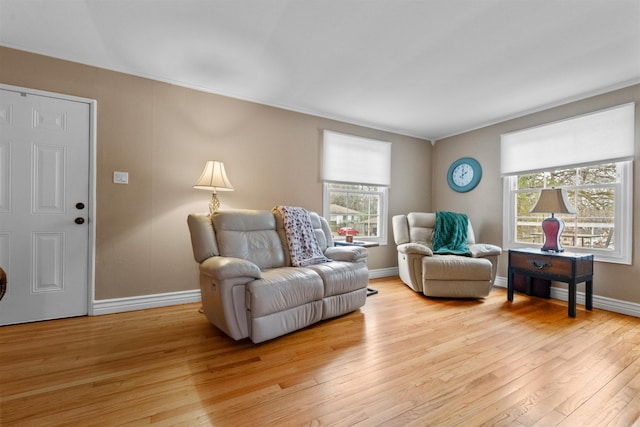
[433,211,471,255]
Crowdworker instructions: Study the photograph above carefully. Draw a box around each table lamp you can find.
[193,160,234,215]
[530,187,576,252]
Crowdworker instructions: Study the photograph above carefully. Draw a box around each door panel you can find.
[0,138,9,211]
[0,88,90,325]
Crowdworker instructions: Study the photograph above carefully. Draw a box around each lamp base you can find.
[209,192,220,216]
[540,215,565,252]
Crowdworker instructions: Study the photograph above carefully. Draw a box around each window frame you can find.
[323,182,388,245]
[321,130,391,246]
[502,161,633,264]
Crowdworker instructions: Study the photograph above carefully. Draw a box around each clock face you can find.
[447,157,482,192]
[452,163,474,186]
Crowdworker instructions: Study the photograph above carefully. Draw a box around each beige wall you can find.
[0,47,432,300]
[3,45,637,307]
[433,83,640,305]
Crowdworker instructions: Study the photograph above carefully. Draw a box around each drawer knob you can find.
[528,260,550,269]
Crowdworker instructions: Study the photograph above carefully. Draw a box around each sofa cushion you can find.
[246,267,323,317]
[187,213,219,262]
[213,210,286,270]
[309,212,333,251]
[306,261,369,297]
[407,212,436,246]
[406,212,477,247]
[423,255,492,281]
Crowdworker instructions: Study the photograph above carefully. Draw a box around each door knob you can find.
[76,202,85,210]
[75,217,85,225]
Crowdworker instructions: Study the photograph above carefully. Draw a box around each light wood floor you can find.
[1,277,640,426]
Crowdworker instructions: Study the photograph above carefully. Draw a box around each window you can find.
[324,183,387,241]
[504,162,631,263]
[322,131,391,244]
[501,103,635,264]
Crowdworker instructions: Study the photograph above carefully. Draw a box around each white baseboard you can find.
[369,267,399,279]
[92,271,640,319]
[92,289,202,315]
[493,276,640,318]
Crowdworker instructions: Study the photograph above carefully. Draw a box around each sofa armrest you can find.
[469,243,502,258]
[324,246,368,263]
[199,256,262,281]
[397,243,433,256]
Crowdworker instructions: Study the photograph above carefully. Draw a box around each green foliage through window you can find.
[515,163,617,250]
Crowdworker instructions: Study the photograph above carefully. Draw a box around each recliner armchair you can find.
[392,212,502,298]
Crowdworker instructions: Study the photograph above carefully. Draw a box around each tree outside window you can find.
[514,163,619,252]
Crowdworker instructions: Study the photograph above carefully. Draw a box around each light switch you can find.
[114,171,129,184]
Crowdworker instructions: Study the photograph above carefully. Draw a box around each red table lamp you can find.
[530,188,576,252]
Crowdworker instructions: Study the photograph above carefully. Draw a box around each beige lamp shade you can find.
[530,188,576,215]
[194,161,234,214]
[193,160,234,191]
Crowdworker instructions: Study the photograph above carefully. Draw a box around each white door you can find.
[0,88,91,325]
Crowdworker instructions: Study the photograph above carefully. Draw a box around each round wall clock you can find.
[447,157,482,193]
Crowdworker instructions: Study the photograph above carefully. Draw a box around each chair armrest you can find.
[324,246,368,263]
[397,243,433,256]
[469,243,502,258]
[199,256,262,281]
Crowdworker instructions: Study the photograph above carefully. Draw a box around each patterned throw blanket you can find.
[433,211,471,256]
[273,206,331,267]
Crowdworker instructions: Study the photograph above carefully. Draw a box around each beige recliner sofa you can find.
[392,212,501,298]
[187,208,369,343]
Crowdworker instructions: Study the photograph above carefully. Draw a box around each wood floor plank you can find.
[1,277,639,426]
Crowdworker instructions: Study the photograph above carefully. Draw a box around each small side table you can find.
[334,240,379,248]
[508,248,594,317]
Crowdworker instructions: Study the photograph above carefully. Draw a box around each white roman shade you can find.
[500,103,635,176]
[322,130,391,186]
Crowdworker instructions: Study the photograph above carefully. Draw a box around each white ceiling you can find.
[1,0,639,141]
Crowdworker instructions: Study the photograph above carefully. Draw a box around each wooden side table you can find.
[508,248,594,317]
